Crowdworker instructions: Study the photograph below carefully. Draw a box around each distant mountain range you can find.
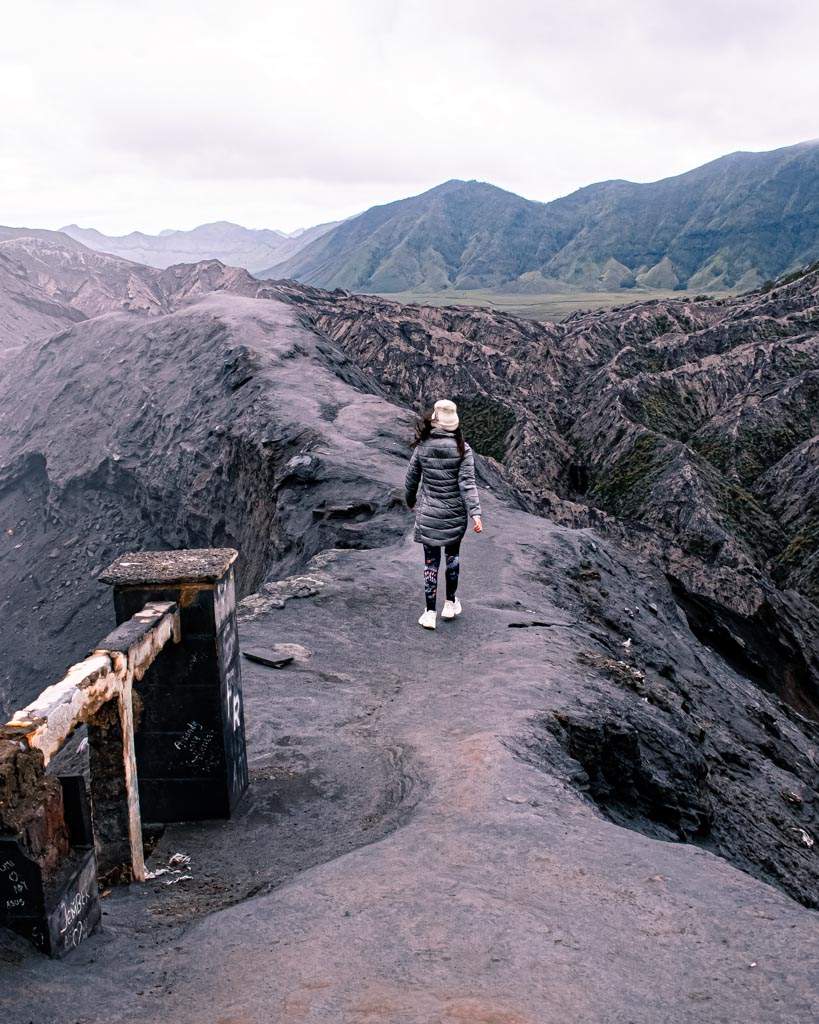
[60,219,340,273]
[59,140,819,294]
[262,140,819,293]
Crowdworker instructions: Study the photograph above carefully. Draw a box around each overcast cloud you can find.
[2,0,818,234]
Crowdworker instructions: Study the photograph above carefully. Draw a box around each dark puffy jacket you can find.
[405,429,482,545]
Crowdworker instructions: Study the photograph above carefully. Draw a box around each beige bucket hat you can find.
[431,399,459,431]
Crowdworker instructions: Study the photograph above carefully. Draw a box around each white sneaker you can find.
[418,609,437,629]
[441,598,462,620]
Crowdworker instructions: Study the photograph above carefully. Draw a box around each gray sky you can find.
[3,0,818,234]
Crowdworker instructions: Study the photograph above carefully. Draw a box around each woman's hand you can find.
[473,516,483,533]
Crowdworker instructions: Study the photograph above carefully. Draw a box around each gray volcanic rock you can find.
[0,233,163,319]
[0,230,160,359]
[61,219,341,274]
[0,290,406,721]
[0,227,275,358]
[757,435,819,602]
[263,140,819,293]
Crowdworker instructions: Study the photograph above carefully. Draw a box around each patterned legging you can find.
[423,541,461,611]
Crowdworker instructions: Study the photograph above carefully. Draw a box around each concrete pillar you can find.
[0,840,100,956]
[0,760,100,957]
[99,549,248,822]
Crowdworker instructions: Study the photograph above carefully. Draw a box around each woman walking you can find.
[405,399,483,629]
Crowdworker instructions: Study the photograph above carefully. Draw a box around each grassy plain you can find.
[377,288,736,323]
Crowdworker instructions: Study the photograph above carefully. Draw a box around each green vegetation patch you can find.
[693,374,819,484]
[711,477,781,557]
[690,433,732,472]
[776,519,819,570]
[591,433,667,515]
[689,425,796,483]
[733,423,805,485]
[455,395,516,462]
[760,259,819,293]
[625,385,706,440]
[773,519,819,603]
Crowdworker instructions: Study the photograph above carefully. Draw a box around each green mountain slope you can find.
[261,140,819,293]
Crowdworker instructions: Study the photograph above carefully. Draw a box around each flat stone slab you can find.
[99,549,238,586]
[242,649,294,670]
[242,643,311,669]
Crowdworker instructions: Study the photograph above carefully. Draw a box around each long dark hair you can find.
[412,410,466,459]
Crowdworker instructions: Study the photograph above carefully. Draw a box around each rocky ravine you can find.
[0,234,817,1021]
[270,269,819,720]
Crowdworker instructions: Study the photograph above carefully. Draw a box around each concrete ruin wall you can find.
[0,548,247,957]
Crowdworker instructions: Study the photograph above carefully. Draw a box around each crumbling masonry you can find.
[0,548,247,956]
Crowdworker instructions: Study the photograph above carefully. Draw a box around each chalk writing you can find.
[61,918,88,951]
[222,622,243,734]
[173,720,220,770]
[54,874,97,953]
[220,612,248,802]
[0,858,29,897]
[214,572,236,629]
[58,888,91,938]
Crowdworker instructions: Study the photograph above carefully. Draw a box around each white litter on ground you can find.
[145,852,193,881]
[144,867,172,879]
